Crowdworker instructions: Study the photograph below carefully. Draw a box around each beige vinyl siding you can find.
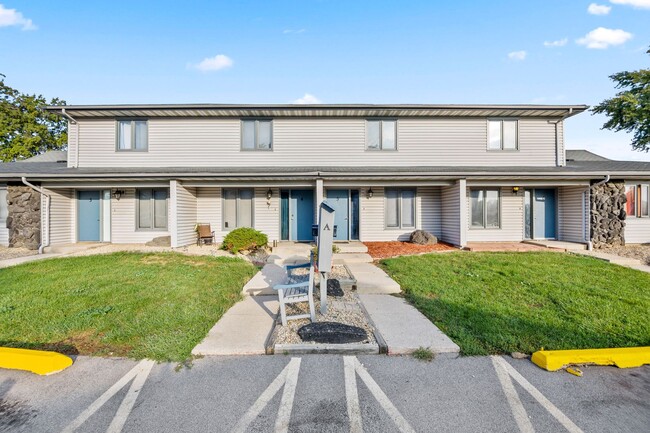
[625,218,650,244]
[558,186,588,243]
[74,117,561,168]
[172,182,197,247]
[111,188,169,244]
[441,182,464,246]
[196,187,222,241]
[254,187,280,243]
[67,121,79,167]
[44,188,74,245]
[557,120,565,166]
[466,187,524,242]
[358,187,441,242]
[0,185,8,246]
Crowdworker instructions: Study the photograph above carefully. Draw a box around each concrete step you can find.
[43,242,105,254]
[345,262,401,294]
[334,242,368,254]
[359,294,460,357]
[523,240,588,251]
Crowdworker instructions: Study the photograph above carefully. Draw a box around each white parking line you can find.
[106,359,155,433]
[492,356,584,433]
[491,356,535,433]
[231,357,302,433]
[60,359,155,433]
[274,357,302,433]
[346,356,416,433]
[344,356,363,433]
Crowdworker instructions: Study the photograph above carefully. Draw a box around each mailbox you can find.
[317,202,335,274]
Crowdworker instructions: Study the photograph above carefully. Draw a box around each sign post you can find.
[317,202,335,315]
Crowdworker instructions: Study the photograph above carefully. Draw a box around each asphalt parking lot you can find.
[1,354,648,433]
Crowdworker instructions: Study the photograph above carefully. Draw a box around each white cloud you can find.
[507,50,527,61]
[291,93,322,104]
[576,27,633,49]
[588,3,612,14]
[610,0,650,9]
[543,38,568,47]
[190,54,233,72]
[0,4,36,30]
[283,28,306,34]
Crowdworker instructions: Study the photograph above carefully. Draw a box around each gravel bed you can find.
[272,266,376,346]
[598,244,650,265]
[0,247,37,261]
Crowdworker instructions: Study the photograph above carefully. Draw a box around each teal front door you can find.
[326,190,349,241]
[533,189,557,239]
[78,190,101,241]
[289,190,314,241]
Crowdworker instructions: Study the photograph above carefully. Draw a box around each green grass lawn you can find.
[381,252,650,356]
[0,252,257,361]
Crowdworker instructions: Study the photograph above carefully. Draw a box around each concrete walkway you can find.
[572,249,650,273]
[0,252,62,269]
[192,296,278,356]
[360,294,461,357]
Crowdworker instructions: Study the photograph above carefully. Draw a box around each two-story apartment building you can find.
[1,104,649,251]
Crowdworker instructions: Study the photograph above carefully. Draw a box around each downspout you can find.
[586,174,610,251]
[21,177,51,254]
[61,108,79,168]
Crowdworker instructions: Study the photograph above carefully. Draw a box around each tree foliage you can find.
[0,74,67,162]
[591,48,650,152]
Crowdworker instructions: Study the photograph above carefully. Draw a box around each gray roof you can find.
[566,149,611,162]
[20,150,68,163]
[46,104,588,119]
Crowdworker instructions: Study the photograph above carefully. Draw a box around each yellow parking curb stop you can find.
[532,346,650,371]
[0,347,73,375]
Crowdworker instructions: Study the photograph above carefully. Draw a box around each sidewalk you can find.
[573,249,650,273]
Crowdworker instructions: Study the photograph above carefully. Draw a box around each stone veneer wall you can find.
[590,181,626,248]
[6,185,41,250]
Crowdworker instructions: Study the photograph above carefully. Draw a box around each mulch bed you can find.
[365,241,457,260]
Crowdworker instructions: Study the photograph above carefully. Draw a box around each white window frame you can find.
[241,119,273,151]
[366,119,398,151]
[116,119,148,152]
[626,183,650,218]
[469,188,501,229]
[136,188,168,231]
[487,119,519,151]
[222,188,255,230]
[384,188,416,229]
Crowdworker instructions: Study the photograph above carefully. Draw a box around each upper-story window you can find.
[117,120,148,151]
[626,184,650,218]
[488,119,518,151]
[241,120,272,151]
[366,120,396,150]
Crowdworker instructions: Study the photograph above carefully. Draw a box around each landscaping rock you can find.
[298,322,368,344]
[511,352,528,359]
[327,279,344,297]
[145,236,171,247]
[409,230,438,245]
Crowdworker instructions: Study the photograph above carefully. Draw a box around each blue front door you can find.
[290,190,314,241]
[78,190,101,241]
[533,189,556,239]
[326,190,349,241]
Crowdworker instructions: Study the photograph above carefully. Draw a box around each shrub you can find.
[221,227,268,254]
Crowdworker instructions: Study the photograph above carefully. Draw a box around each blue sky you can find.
[1,0,649,160]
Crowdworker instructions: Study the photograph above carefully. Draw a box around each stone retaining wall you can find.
[6,185,41,250]
[590,181,626,248]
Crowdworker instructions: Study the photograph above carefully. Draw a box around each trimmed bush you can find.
[221,227,268,254]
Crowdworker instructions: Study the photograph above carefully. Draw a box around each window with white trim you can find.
[626,183,650,218]
[223,188,254,230]
[366,120,397,150]
[385,188,415,229]
[488,119,518,150]
[241,120,272,150]
[136,189,168,230]
[117,120,148,151]
[470,189,500,229]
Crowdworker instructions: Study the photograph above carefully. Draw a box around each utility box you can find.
[317,202,335,274]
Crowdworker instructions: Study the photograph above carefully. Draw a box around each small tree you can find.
[0,74,67,162]
[591,48,650,153]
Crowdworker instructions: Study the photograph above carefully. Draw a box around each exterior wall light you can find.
[512,186,520,194]
[367,188,374,199]
[113,189,125,200]
[266,188,273,200]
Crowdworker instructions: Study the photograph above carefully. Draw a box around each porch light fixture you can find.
[367,188,374,199]
[112,189,125,200]
[512,186,520,194]
[266,189,273,201]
